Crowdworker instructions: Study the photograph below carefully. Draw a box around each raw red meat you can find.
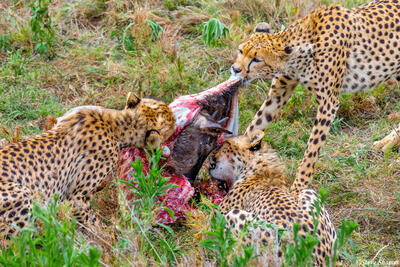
[116,79,242,223]
[117,147,195,224]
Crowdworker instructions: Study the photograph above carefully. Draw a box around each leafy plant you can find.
[0,195,101,266]
[30,0,56,57]
[198,18,229,47]
[120,146,178,224]
[199,209,257,267]
[121,20,163,53]
[122,23,136,54]
[282,221,320,266]
[146,20,164,41]
[119,147,181,265]
[282,189,328,266]
[199,210,237,267]
[233,245,255,267]
[330,219,358,265]
[156,231,182,264]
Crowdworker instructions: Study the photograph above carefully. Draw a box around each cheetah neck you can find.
[265,13,317,82]
[273,10,316,48]
[235,152,287,188]
[105,109,145,147]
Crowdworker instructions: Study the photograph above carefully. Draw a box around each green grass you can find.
[116,147,183,265]
[0,196,101,267]
[0,0,399,265]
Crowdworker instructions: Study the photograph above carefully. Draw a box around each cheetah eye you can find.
[249,141,262,151]
[284,46,292,54]
[252,57,263,63]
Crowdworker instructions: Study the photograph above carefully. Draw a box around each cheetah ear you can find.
[282,43,314,58]
[125,92,141,109]
[248,129,264,151]
[254,22,271,34]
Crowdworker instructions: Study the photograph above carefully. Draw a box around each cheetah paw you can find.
[372,127,400,152]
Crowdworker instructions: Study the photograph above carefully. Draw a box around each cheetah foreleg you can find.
[245,75,298,135]
[291,99,339,198]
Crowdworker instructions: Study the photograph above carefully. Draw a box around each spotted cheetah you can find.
[373,122,400,151]
[230,0,400,197]
[208,130,337,265]
[0,93,175,242]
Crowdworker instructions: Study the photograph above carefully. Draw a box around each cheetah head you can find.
[231,23,313,83]
[208,129,284,188]
[125,93,176,149]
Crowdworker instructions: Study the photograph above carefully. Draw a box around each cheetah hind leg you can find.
[0,183,32,246]
[372,76,400,152]
[69,196,111,242]
[372,122,400,152]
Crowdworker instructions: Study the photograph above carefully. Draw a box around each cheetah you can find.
[208,130,337,265]
[373,122,400,151]
[230,0,400,197]
[0,93,176,242]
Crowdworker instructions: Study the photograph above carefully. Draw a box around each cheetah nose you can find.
[231,65,242,74]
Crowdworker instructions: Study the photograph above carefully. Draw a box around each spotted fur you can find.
[208,130,337,265]
[373,122,400,151]
[0,93,176,242]
[231,0,400,197]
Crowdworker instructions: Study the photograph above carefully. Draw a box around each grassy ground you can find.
[1,0,399,265]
